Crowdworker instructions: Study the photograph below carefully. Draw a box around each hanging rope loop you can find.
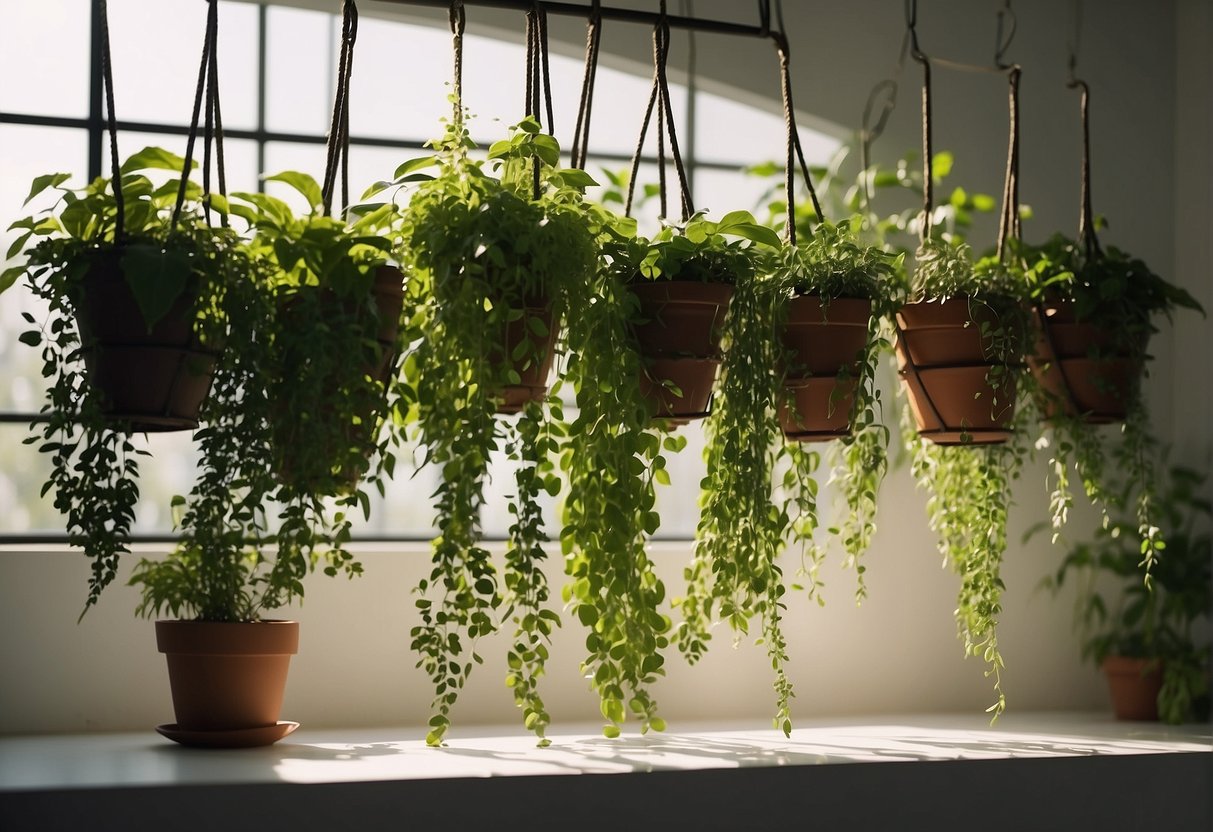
[322,0,358,216]
[522,3,555,199]
[173,0,226,229]
[1065,0,1100,258]
[773,30,823,247]
[570,0,603,171]
[994,0,1017,70]
[449,0,465,130]
[625,1,693,223]
[95,0,125,239]
[996,65,1022,262]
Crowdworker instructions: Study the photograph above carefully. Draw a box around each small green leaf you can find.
[264,171,324,211]
[23,173,72,206]
[120,146,192,175]
[120,243,192,331]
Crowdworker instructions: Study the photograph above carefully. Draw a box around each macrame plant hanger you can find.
[94,0,227,432]
[1067,0,1102,261]
[898,0,1025,441]
[770,3,824,247]
[569,0,603,172]
[173,0,228,230]
[95,0,125,242]
[322,0,359,216]
[524,1,556,199]
[625,0,693,223]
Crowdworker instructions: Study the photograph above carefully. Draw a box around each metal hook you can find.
[995,0,1017,69]
[756,0,770,37]
[904,0,917,31]
[1066,0,1082,83]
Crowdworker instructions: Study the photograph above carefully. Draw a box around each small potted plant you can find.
[629,211,778,422]
[1022,232,1203,573]
[1039,461,1211,723]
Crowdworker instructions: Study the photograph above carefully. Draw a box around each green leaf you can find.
[23,173,72,206]
[264,171,324,211]
[555,169,599,189]
[120,243,192,331]
[931,151,954,182]
[532,135,561,167]
[120,146,192,175]
[0,266,23,294]
[971,193,996,212]
[393,156,438,179]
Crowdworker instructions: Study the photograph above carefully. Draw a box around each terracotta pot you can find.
[639,356,720,422]
[155,620,299,745]
[494,302,559,415]
[1029,302,1144,424]
[896,298,1020,445]
[628,281,733,358]
[778,295,872,441]
[1102,655,1163,721]
[896,298,1006,367]
[779,375,858,441]
[75,248,218,433]
[782,295,872,377]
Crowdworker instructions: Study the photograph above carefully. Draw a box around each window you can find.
[0,0,841,541]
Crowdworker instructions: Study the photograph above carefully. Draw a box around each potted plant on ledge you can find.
[1039,461,1211,723]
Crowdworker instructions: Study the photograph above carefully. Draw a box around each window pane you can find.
[694,166,779,220]
[108,0,259,131]
[266,6,335,136]
[0,0,89,118]
[0,424,199,534]
[0,125,89,412]
[346,18,453,145]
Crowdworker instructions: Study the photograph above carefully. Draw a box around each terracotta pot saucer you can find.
[156,720,299,749]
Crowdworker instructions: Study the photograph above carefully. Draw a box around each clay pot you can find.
[155,620,299,746]
[75,248,218,433]
[779,295,872,442]
[494,302,559,415]
[628,281,732,424]
[896,298,1020,445]
[628,281,733,357]
[779,376,858,441]
[1102,656,1163,721]
[639,356,720,422]
[1030,301,1144,424]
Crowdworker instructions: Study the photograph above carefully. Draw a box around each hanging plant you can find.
[560,220,678,738]
[386,4,597,746]
[1020,73,1203,574]
[894,36,1032,718]
[2,0,268,620]
[7,145,256,617]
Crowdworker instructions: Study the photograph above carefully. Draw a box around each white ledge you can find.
[2,712,1210,832]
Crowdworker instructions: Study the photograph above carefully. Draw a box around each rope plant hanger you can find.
[894,0,1027,447]
[569,0,603,171]
[321,0,359,216]
[626,0,693,222]
[174,0,228,231]
[90,0,230,431]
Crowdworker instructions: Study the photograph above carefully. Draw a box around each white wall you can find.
[2,0,1208,735]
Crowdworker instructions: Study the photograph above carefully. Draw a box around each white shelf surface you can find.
[2,711,1209,792]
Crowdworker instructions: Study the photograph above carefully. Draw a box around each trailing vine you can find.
[561,224,673,738]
